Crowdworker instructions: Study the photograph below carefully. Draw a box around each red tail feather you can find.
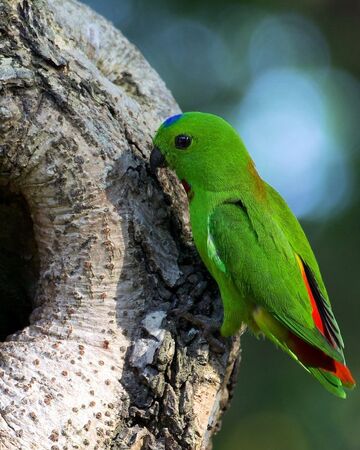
[287,331,355,388]
[334,360,356,388]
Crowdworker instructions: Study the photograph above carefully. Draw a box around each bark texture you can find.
[0,1,241,449]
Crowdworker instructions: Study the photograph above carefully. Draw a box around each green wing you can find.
[208,199,344,363]
[265,184,344,350]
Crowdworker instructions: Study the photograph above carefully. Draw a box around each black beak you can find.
[150,146,166,174]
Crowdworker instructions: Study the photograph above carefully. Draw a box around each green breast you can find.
[189,190,211,266]
[188,188,226,280]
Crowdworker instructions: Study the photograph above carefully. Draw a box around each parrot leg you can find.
[219,285,246,337]
[181,312,226,353]
[170,309,226,353]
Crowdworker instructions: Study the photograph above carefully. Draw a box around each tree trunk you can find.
[0,1,241,449]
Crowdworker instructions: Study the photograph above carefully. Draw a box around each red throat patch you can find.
[181,179,193,200]
[181,179,191,193]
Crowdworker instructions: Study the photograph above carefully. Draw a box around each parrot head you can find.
[150,112,252,193]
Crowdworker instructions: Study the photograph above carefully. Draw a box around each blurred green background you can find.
[83,1,360,448]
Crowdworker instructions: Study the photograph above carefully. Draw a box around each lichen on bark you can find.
[0,1,241,449]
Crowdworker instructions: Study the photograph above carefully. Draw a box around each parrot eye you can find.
[175,134,192,150]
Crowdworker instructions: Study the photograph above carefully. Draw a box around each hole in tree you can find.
[0,188,39,341]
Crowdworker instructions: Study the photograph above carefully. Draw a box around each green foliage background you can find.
[83,1,360,448]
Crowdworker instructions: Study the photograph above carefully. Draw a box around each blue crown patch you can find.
[163,113,182,128]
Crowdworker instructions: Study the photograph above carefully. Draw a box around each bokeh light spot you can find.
[248,14,330,75]
[235,68,350,219]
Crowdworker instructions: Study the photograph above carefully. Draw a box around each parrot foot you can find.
[172,309,226,353]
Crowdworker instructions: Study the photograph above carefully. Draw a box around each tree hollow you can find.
[0,187,39,340]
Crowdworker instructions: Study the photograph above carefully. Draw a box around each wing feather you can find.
[209,200,344,363]
[302,259,344,350]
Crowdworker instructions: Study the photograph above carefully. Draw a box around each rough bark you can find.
[0,1,241,449]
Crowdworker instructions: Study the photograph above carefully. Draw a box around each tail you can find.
[253,307,356,398]
[308,367,352,399]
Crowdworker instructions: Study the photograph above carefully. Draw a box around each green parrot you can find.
[150,111,355,398]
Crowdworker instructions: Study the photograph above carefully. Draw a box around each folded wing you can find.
[208,200,355,396]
